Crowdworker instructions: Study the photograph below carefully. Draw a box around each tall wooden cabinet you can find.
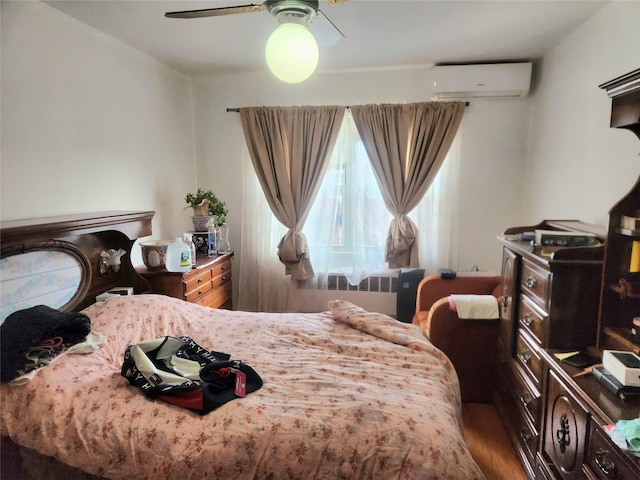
[495,68,640,480]
[597,68,640,355]
[598,176,640,355]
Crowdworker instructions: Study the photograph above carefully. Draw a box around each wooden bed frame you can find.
[1,210,155,479]
[1,210,155,313]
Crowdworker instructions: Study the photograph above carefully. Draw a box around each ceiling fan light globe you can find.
[266,23,319,83]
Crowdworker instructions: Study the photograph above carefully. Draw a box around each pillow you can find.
[328,299,431,351]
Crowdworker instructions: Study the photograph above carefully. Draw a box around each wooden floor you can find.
[462,403,528,480]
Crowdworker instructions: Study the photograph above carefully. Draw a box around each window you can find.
[305,111,462,287]
[305,112,392,285]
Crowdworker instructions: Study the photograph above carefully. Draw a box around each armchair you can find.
[412,274,501,403]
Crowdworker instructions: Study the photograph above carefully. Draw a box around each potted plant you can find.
[185,188,228,231]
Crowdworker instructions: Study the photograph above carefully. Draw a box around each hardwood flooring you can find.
[462,403,528,480]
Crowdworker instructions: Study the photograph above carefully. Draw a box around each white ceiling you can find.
[43,0,608,77]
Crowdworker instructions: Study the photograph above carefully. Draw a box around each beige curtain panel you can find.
[239,106,345,280]
[350,102,465,268]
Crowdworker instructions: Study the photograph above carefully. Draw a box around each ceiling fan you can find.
[165,0,348,83]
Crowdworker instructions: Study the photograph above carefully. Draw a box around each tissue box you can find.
[602,350,640,387]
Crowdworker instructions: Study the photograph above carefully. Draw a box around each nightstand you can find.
[137,253,233,309]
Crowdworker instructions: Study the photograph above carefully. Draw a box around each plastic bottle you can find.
[207,218,217,257]
[217,223,230,254]
[166,237,191,272]
[183,233,197,267]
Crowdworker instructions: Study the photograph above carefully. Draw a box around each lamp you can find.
[98,248,127,275]
[265,7,319,83]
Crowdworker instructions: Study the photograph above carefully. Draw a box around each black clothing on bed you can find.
[1,305,91,382]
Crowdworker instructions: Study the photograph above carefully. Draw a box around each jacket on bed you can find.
[0,305,91,382]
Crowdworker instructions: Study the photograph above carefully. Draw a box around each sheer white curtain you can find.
[409,123,462,274]
[237,145,291,312]
[305,111,392,287]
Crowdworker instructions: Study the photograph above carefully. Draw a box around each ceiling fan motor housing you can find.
[266,0,319,23]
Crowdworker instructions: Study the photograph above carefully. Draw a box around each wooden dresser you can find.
[496,221,606,478]
[495,68,640,479]
[138,253,233,309]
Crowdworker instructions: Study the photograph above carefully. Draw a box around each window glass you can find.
[305,112,391,284]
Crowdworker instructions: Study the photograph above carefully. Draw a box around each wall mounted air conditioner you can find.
[431,62,532,100]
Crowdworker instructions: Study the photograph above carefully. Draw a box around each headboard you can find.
[0,211,154,320]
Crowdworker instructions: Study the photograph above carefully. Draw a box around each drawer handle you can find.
[197,278,203,284]
[221,276,227,281]
[519,429,532,444]
[500,294,509,308]
[221,266,226,271]
[525,275,537,288]
[521,313,534,327]
[556,413,571,454]
[518,352,532,365]
[595,448,617,477]
[519,391,532,410]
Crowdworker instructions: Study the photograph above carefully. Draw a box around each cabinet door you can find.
[500,247,520,355]
[543,371,589,480]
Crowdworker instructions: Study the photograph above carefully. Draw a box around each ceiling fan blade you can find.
[309,9,344,47]
[165,4,267,19]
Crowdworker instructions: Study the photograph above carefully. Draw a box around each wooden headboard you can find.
[0,211,154,316]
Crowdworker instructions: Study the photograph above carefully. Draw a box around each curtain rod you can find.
[226,102,469,112]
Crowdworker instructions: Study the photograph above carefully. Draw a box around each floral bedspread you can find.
[1,295,484,479]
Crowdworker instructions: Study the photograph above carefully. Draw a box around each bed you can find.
[0,211,484,479]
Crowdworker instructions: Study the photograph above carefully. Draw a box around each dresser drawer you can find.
[519,294,548,346]
[196,281,232,309]
[494,358,539,475]
[211,258,232,283]
[513,363,542,429]
[521,258,550,311]
[516,331,543,388]
[535,454,557,480]
[184,268,212,296]
[185,280,213,303]
[586,424,636,480]
[515,405,540,468]
[212,264,232,288]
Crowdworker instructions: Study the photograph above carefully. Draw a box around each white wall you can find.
[192,68,531,312]
[524,1,640,226]
[4,1,634,315]
[0,1,197,265]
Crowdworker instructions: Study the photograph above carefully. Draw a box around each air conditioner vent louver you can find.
[432,63,532,100]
